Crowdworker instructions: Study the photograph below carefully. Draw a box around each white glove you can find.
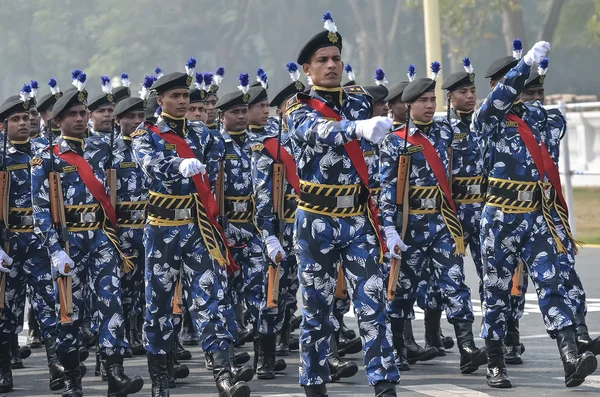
[384,226,408,259]
[178,158,206,178]
[51,250,74,276]
[0,248,12,273]
[265,235,285,264]
[523,41,551,66]
[355,116,393,145]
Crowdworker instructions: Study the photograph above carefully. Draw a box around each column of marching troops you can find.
[0,10,597,397]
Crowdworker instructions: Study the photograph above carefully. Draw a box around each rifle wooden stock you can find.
[107,168,117,210]
[267,253,282,309]
[387,248,402,301]
[511,260,525,296]
[267,163,286,309]
[334,263,347,299]
[173,277,184,315]
[57,264,73,324]
[395,155,410,205]
[272,164,285,217]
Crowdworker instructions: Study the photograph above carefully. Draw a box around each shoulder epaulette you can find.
[285,93,303,114]
[30,157,43,166]
[130,129,146,138]
[343,85,367,95]
[251,143,265,152]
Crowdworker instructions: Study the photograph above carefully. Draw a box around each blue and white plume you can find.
[71,69,82,88]
[322,11,337,34]
[204,72,214,90]
[195,72,204,90]
[100,75,112,94]
[430,61,441,81]
[256,68,268,89]
[75,71,87,92]
[512,38,523,60]
[139,75,155,100]
[286,62,300,82]
[121,73,131,87]
[155,67,163,79]
[374,68,388,86]
[462,57,474,74]
[344,64,355,82]
[30,80,39,98]
[238,73,250,94]
[48,78,60,95]
[155,106,162,119]
[20,84,32,102]
[185,57,196,77]
[214,67,225,86]
[538,57,549,76]
[407,64,416,82]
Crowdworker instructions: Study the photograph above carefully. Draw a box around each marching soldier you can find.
[131,67,253,397]
[473,39,597,388]
[27,81,42,139]
[33,79,62,146]
[88,76,116,137]
[31,73,144,397]
[287,12,398,397]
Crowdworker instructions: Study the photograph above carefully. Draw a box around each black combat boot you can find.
[95,350,107,380]
[276,307,292,356]
[389,317,410,371]
[0,339,13,393]
[404,319,438,364]
[454,321,487,374]
[44,336,65,391]
[235,305,252,347]
[59,349,82,397]
[205,351,214,370]
[505,318,523,364]
[336,330,362,357]
[27,308,42,348]
[229,346,254,382]
[256,334,276,380]
[10,334,27,369]
[441,328,455,350]
[290,314,302,332]
[485,339,511,388]
[147,353,169,397]
[166,352,177,388]
[213,349,251,397]
[574,313,600,355]
[328,332,358,381]
[333,304,357,341]
[424,309,445,356]
[180,311,199,346]
[82,317,96,348]
[233,349,250,366]
[129,313,146,356]
[303,384,328,397]
[556,326,597,387]
[175,338,192,361]
[106,354,144,396]
[374,381,397,397]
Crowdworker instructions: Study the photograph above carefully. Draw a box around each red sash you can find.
[393,128,457,213]
[53,146,117,228]
[541,143,567,213]
[298,97,386,257]
[262,138,300,194]
[148,125,238,272]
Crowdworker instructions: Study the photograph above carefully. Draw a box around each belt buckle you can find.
[466,185,481,195]
[20,215,34,226]
[517,190,534,202]
[421,198,437,209]
[174,208,192,220]
[130,210,146,221]
[336,195,354,209]
[80,212,97,223]
[232,201,248,212]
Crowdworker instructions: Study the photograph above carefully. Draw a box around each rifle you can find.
[0,121,10,310]
[267,116,285,309]
[334,262,348,299]
[172,273,184,315]
[106,118,117,209]
[48,128,73,324]
[388,106,411,301]
[511,260,525,296]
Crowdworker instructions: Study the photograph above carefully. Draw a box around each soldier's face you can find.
[117,111,145,136]
[303,46,343,88]
[449,85,476,112]
[158,89,190,119]
[410,92,436,123]
[388,99,407,123]
[205,94,218,122]
[521,86,545,104]
[221,106,248,131]
[6,112,30,141]
[28,106,41,137]
[90,104,115,133]
[55,104,89,137]
[248,99,269,127]
[186,102,207,123]
[372,101,388,118]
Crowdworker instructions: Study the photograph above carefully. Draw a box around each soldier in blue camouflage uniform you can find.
[131,70,253,397]
[31,78,144,397]
[380,65,486,379]
[287,12,399,397]
[473,40,597,388]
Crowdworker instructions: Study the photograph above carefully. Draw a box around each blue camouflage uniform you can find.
[31,135,129,357]
[0,139,56,341]
[131,116,234,355]
[472,59,576,340]
[286,86,398,386]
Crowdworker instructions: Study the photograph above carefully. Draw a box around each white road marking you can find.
[403,383,492,396]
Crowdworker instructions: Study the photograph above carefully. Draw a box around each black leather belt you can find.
[8,213,34,227]
[116,208,147,221]
[224,199,251,213]
[147,204,196,220]
[284,198,297,213]
[453,183,486,196]
[65,209,103,224]
[487,185,541,203]
[299,189,368,208]
[409,197,442,210]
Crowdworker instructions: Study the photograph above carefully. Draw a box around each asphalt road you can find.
[8,248,600,397]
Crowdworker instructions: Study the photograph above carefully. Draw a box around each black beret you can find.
[270,80,306,108]
[524,69,545,89]
[364,85,389,103]
[51,89,87,119]
[36,90,63,113]
[88,92,115,112]
[145,93,159,121]
[189,88,208,104]
[297,30,342,65]
[153,72,192,94]
[0,97,29,120]
[112,86,131,104]
[215,90,249,112]
[385,81,410,102]
[485,56,518,80]
[401,78,436,103]
[248,86,268,105]
[113,97,145,118]
[441,71,475,92]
